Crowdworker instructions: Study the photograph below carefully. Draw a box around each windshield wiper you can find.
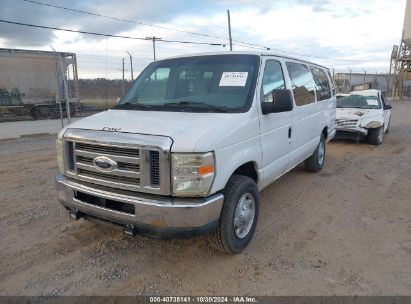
[116,102,154,109]
[164,101,228,112]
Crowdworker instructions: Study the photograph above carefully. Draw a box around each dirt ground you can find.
[1,101,410,296]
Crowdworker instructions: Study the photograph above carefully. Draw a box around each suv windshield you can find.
[116,55,260,113]
[337,94,381,109]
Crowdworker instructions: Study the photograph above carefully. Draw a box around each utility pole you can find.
[363,70,367,89]
[122,58,125,95]
[126,51,133,81]
[227,10,233,51]
[146,36,162,61]
[349,69,352,92]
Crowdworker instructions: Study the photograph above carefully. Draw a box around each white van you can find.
[55,52,336,254]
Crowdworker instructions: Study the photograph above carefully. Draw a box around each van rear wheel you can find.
[209,175,259,255]
[304,134,325,172]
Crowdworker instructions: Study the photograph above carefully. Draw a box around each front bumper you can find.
[334,129,367,141]
[55,174,224,236]
[335,125,368,136]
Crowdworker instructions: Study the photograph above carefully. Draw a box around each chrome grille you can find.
[63,129,171,195]
[336,118,358,129]
[76,155,140,171]
[73,142,142,191]
[77,168,140,184]
[75,142,139,157]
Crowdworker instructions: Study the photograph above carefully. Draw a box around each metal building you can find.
[335,72,390,94]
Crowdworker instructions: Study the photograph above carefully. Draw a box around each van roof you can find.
[162,51,330,70]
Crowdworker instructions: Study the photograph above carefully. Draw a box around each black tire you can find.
[209,175,259,255]
[304,134,326,172]
[368,126,384,145]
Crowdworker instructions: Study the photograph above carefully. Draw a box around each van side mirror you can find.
[261,89,293,115]
[384,104,392,110]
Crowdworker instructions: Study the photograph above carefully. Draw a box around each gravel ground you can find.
[0,101,410,296]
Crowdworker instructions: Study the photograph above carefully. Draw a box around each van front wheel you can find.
[209,175,259,255]
[304,134,325,172]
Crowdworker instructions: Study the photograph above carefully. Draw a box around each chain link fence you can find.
[0,47,141,126]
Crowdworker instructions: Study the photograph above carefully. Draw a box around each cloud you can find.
[0,0,208,45]
[0,0,406,74]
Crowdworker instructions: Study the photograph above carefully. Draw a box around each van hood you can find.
[62,109,257,152]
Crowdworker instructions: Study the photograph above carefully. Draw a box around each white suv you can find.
[56,52,336,254]
[335,89,391,145]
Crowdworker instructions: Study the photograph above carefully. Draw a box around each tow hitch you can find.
[123,224,137,236]
[69,210,81,220]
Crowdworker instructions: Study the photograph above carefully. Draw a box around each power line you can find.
[21,0,230,42]
[19,0,279,50]
[0,19,226,46]
[12,0,374,64]
[19,0,367,62]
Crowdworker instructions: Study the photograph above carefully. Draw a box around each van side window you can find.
[286,62,316,106]
[260,60,286,103]
[310,66,331,101]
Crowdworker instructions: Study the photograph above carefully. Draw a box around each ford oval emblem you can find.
[93,156,118,172]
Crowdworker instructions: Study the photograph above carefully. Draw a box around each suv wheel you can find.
[304,134,325,172]
[368,126,384,145]
[209,175,259,254]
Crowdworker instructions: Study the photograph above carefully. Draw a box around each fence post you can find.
[60,56,71,124]
[50,45,64,129]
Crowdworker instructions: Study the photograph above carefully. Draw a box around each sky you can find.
[0,0,407,79]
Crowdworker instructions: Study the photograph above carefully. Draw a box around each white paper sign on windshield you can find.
[366,99,379,106]
[219,72,248,87]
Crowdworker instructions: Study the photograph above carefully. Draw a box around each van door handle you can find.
[288,127,292,139]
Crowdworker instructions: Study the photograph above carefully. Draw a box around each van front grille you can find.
[66,140,168,194]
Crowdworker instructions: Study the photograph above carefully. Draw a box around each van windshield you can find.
[116,55,260,113]
[337,94,381,109]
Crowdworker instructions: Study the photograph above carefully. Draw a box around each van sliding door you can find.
[285,62,319,169]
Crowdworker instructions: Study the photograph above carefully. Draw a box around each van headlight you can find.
[171,152,215,197]
[56,138,64,173]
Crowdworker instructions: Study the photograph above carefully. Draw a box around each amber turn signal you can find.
[197,164,214,175]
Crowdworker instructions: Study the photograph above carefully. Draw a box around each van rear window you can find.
[310,66,331,101]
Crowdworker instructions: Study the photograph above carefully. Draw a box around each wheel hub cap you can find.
[318,140,325,165]
[233,193,255,239]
